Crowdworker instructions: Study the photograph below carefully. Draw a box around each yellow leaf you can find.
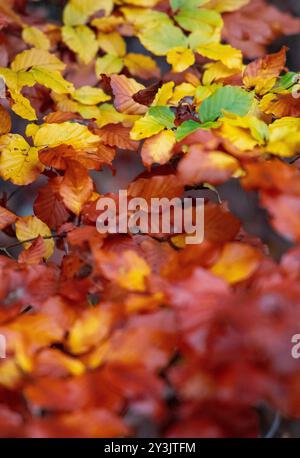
[22,27,50,50]
[98,32,126,57]
[130,113,165,141]
[11,49,65,72]
[170,83,196,104]
[96,103,139,128]
[91,16,124,33]
[152,82,174,106]
[0,68,35,91]
[141,130,176,167]
[73,86,110,105]
[62,25,98,64]
[167,47,195,73]
[210,242,261,284]
[116,251,151,292]
[203,61,242,85]
[121,0,159,5]
[267,117,300,157]
[95,54,124,76]
[194,84,220,103]
[220,115,269,151]
[196,43,243,70]
[30,67,74,94]
[123,53,160,79]
[67,307,113,355]
[15,216,54,259]
[10,90,37,121]
[121,7,172,33]
[206,0,250,12]
[0,134,43,185]
[31,122,100,150]
[63,0,113,26]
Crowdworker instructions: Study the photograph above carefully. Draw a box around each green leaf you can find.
[138,23,187,56]
[148,106,175,129]
[273,72,300,93]
[171,0,209,11]
[199,86,253,123]
[174,8,222,32]
[175,119,220,141]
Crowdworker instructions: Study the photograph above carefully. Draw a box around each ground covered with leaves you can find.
[0,0,300,438]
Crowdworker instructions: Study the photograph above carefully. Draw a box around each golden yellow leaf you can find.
[220,115,269,151]
[123,53,160,79]
[206,0,250,12]
[96,103,139,128]
[98,32,126,57]
[31,122,100,150]
[203,61,242,85]
[196,43,243,70]
[15,216,54,260]
[130,113,165,140]
[116,251,151,292]
[91,16,124,33]
[30,67,74,94]
[167,47,195,73]
[11,49,65,72]
[22,27,50,50]
[73,86,110,105]
[62,25,98,64]
[210,242,261,284]
[152,82,174,106]
[0,68,35,91]
[9,90,37,121]
[67,307,113,355]
[267,117,300,157]
[0,134,43,184]
[63,0,113,26]
[170,83,196,104]
[141,130,176,168]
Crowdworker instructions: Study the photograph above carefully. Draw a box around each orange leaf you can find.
[0,104,11,134]
[0,205,16,230]
[243,47,287,94]
[59,161,93,215]
[110,74,148,115]
[34,177,69,229]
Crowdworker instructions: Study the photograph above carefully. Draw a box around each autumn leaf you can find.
[167,47,195,73]
[210,242,262,284]
[0,134,43,185]
[141,130,176,168]
[59,161,93,215]
[109,74,147,115]
[15,216,54,259]
[199,86,254,122]
[31,122,100,150]
[62,26,98,65]
[11,49,65,72]
[22,27,50,51]
[0,205,17,230]
[34,178,70,229]
[243,47,287,95]
[0,104,11,134]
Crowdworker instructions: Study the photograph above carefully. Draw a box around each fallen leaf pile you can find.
[0,0,300,438]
